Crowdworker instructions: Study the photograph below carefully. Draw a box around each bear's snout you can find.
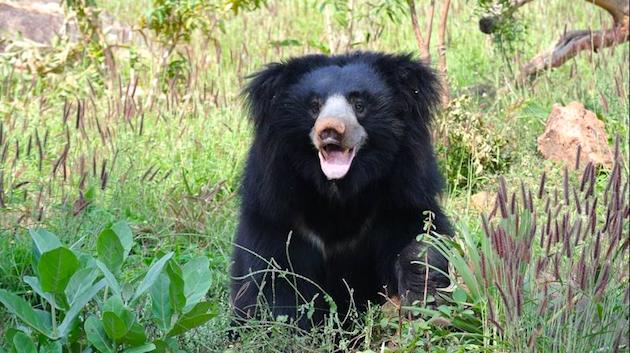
[307,95,368,180]
[315,118,345,146]
[309,95,366,151]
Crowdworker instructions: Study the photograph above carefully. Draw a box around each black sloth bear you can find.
[230,52,451,328]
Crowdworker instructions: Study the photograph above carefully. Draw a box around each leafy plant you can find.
[138,0,265,104]
[435,95,511,193]
[476,0,529,73]
[0,221,216,352]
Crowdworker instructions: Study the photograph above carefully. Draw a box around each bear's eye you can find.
[353,100,365,114]
[309,98,322,115]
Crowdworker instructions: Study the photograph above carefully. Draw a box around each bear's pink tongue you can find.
[318,146,355,180]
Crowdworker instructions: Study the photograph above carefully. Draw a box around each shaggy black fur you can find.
[230,52,451,328]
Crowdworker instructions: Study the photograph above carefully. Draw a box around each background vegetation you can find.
[0,0,628,352]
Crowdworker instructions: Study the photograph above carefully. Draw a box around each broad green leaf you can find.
[102,295,135,339]
[130,252,174,304]
[166,301,217,337]
[29,229,61,261]
[95,259,121,296]
[78,253,97,268]
[66,316,82,344]
[150,273,172,332]
[0,289,52,337]
[111,221,134,258]
[121,322,147,346]
[153,339,167,353]
[39,340,62,353]
[438,305,453,317]
[153,338,180,353]
[12,331,37,353]
[118,307,136,329]
[58,278,106,337]
[4,328,19,353]
[166,261,185,313]
[23,276,58,309]
[102,311,131,340]
[65,267,99,306]
[38,247,80,294]
[182,257,211,309]
[103,295,125,315]
[453,287,467,303]
[85,316,114,353]
[123,344,156,353]
[97,228,125,274]
[34,309,54,330]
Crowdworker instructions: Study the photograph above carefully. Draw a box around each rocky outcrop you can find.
[538,102,613,170]
[0,1,134,51]
[0,1,69,45]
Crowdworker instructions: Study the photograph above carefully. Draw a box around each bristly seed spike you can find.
[580,162,591,192]
[538,171,546,199]
[499,191,508,218]
[563,167,570,206]
[576,217,584,248]
[573,187,581,214]
[574,144,582,170]
[613,134,620,162]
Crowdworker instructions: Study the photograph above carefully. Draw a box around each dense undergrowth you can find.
[0,0,628,352]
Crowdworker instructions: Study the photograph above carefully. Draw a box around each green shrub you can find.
[0,221,215,352]
[435,95,511,193]
[476,0,528,58]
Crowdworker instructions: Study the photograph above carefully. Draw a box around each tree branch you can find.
[521,25,628,78]
[407,0,429,62]
[423,0,435,62]
[590,0,629,24]
[437,0,451,103]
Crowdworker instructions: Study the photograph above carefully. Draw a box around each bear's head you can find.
[243,52,442,199]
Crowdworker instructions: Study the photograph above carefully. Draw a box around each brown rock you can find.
[0,1,67,45]
[0,1,135,51]
[537,102,613,170]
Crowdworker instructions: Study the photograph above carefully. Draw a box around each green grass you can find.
[0,0,628,352]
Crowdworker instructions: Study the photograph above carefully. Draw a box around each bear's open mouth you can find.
[318,143,356,180]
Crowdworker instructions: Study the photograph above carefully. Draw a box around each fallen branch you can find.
[521,25,628,78]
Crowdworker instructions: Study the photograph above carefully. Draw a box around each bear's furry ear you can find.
[242,63,286,127]
[374,54,442,122]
